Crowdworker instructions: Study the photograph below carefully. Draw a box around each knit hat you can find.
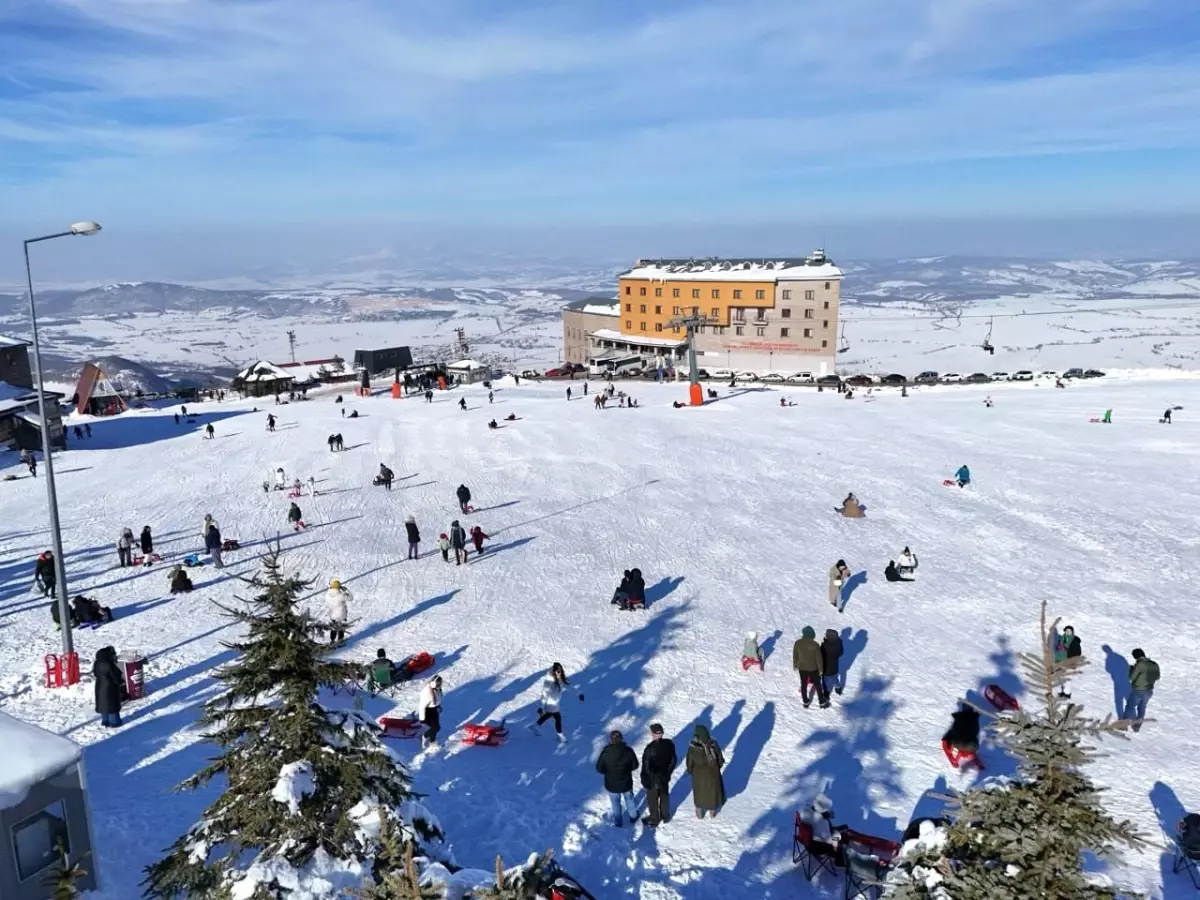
[802,626,816,639]
[439,533,448,539]
[746,631,757,640]
[649,723,664,735]
[694,724,710,741]
[330,579,341,589]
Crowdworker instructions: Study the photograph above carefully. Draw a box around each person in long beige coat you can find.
[685,724,726,818]
[837,493,864,518]
[828,560,851,608]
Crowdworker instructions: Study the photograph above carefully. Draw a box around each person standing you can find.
[34,550,56,597]
[418,675,443,747]
[405,516,421,560]
[1054,625,1083,697]
[828,560,851,610]
[566,387,572,401]
[287,502,306,531]
[583,381,588,396]
[470,525,489,555]
[1123,649,1160,732]
[595,730,639,827]
[139,525,154,559]
[326,579,351,646]
[437,533,451,562]
[116,527,135,568]
[640,723,677,827]
[488,390,494,404]
[530,662,582,743]
[93,646,127,728]
[685,724,726,819]
[821,628,844,698]
[456,484,472,513]
[449,520,468,565]
[793,626,827,709]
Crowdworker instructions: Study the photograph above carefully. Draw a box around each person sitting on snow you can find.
[942,705,982,769]
[884,560,915,583]
[72,595,112,625]
[836,493,864,518]
[488,419,498,429]
[505,413,517,421]
[742,632,764,667]
[955,464,971,487]
[169,565,194,594]
[897,546,918,576]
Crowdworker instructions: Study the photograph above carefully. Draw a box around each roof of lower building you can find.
[563,296,620,315]
[622,250,841,282]
[590,328,688,349]
[0,335,30,348]
[0,710,82,806]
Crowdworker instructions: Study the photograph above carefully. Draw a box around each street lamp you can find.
[24,221,103,662]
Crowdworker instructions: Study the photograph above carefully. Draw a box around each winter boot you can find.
[557,732,567,744]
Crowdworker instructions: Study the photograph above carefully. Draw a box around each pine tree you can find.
[469,852,561,900]
[44,844,88,900]
[888,602,1148,900]
[143,550,443,900]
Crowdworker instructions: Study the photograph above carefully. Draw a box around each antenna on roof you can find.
[286,330,297,363]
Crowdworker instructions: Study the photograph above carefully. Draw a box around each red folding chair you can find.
[793,813,839,880]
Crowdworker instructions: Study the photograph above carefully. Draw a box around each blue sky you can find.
[2,0,1200,277]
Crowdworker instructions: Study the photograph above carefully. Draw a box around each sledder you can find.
[942,704,984,770]
[611,568,646,610]
[741,632,764,670]
[943,464,970,487]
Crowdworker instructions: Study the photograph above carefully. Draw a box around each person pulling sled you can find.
[287,502,307,531]
[374,463,394,490]
[456,484,472,513]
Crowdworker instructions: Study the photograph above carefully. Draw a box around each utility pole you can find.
[665,311,713,406]
[286,330,297,363]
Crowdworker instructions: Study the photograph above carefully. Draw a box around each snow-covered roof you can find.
[236,361,295,383]
[446,359,487,371]
[0,711,82,808]
[590,328,688,348]
[0,334,30,348]
[274,359,347,383]
[622,252,843,283]
[563,297,620,317]
[0,381,33,402]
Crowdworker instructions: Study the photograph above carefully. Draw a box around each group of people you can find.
[116,526,154,568]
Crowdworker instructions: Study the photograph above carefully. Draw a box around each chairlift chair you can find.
[838,322,850,355]
[981,317,995,355]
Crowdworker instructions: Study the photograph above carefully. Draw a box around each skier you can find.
[456,484,472,513]
[116,527,135,568]
[93,646,126,728]
[404,516,420,559]
[828,559,851,609]
[942,705,982,769]
[884,560,915,583]
[641,722,677,827]
[836,493,864,518]
[418,675,443,747]
[529,662,583,742]
[685,724,726,819]
[449,520,468,564]
[204,423,215,439]
[266,413,276,432]
[1162,408,1172,424]
[897,546,918,576]
[595,730,639,827]
[1123,648,1160,732]
[742,632,764,668]
[821,628,845,697]
[287,502,306,531]
[792,626,827,709]
[140,525,154,559]
[34,551,56,597]
[1054,625,1082,698]
[437,532,451,562]
[470,525,489,555]
[326,579,351,646]
[458,398,467,411]
[566,387,572,401]
[955,464,971,487]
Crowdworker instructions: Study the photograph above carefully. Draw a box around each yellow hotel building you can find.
[605,249,843,375]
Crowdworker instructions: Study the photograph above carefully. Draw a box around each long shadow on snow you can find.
[1150,780,1192,899]
[1102,644,1131,718]
[760,629,783,666]
[964,635,1024,783]
[489,480,662,537]
[840,570,868,611]
[645,576,684,605]
[471,500,521,514]
[412,603,692,895]
[82,408,250,450]
[468,536,536,562]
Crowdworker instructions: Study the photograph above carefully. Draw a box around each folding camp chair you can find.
[842,831,902,900]
[1175,836,1200,889]
[793,813,839,880]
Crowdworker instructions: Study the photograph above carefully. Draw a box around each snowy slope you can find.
[0,376,1197,898]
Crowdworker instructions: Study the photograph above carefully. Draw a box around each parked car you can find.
[544,367,568,377]
[966,373,991,383]
[914,371,939,384]
[1083,369,1106,378]
[786,372,814,383]
[520,369,540,379]
[1010,370,1035,381]
[816,374,841,387]
[942,373,963,383]
[709,368,735,381]
[695,368,710,380]
[1063,368,1085,379]
[847,374,874,387]
[991,372,1009,380]
[760,373,786,383]
[882,373,907,386]
[736,371,760,382]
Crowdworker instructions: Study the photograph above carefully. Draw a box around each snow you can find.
[578,303,620,317]
[624,260,844,282]
[447,359,487,371]
[0,374,1197,898]
[590,327,688,348]
[0,710,83,809]
[271,761,317,815]
[0,333,30,347]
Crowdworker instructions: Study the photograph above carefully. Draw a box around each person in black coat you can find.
[595,730,640,827]
[448,520,468,565]
[456,484,472,512]
[94,646,127,727]
[404,516,420,559]
[821,629,845,697]
[73,595,112,626]
[884,561,914,583]
[640,723,678,827]
[139,525,153,556]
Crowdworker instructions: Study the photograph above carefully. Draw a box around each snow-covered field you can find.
[1,375,1197,898]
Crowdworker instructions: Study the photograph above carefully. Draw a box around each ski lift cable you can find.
[840,299,1200,324]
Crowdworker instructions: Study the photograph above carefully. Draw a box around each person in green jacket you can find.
[1102,408,1113,424]
[685,724,726,819]
[793,626,827,709]
[1123,648,1160,732]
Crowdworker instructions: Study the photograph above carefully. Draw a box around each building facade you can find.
[0,337,66,450]
[561,298,621,366]
[615,250,843,374]
[0,338,34,389]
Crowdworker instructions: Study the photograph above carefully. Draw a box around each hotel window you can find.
[673,288,680,297]
[782,289,791,300]
[755,309,766,322]
[755,289,765,300]
[804,309,814,319]
[804,328,813,338]
[733,308,745,322]
[625,320,632,329]
[711,307,719,318]
[756,327,766,337]
[640,322,647,331]
[823,320,829,328]
[655,305,661,314]
[781,308,791,319]
[821,339,828,348]
[780,328,790,338]
[624,286,630,295]
[735,326,744,336]
[692,306,699,314]
[733,289,742,299]
[692,289,700,299]
[640,304,646,313]
[823,301,830,310]
[640,287,646,296]
[825,281,831,289]
[672,325,681,333]
[805,290,815,300]
[655,323,663,332]
[655,287,662,297]
[711,289,720,299]
[672,306,681,315]
[625,303,631,312]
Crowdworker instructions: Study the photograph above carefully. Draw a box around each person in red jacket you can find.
[470,525,489,554]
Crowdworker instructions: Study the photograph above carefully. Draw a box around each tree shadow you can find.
[1102,644,1131,717]
[645,576,684,605]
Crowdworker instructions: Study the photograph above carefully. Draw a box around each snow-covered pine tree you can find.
[143,550,445,900]
[469,852,562,899]
[887,602,1148,900]
[44,844,87,900]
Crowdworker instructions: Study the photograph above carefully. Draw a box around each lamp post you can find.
[24,221,103,661]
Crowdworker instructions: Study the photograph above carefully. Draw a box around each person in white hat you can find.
[326,579,351,646]
[800,793,844,863]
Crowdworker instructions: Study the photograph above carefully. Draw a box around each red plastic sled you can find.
[462,722,508,747]
[403,652,435,678]
[378,715,423,739]
[741,656,763,671]
[942,479,957,487]
[983,683,1020,712]
[942,738,985,771]
[132,553,162,566]
[287,489,303,498]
